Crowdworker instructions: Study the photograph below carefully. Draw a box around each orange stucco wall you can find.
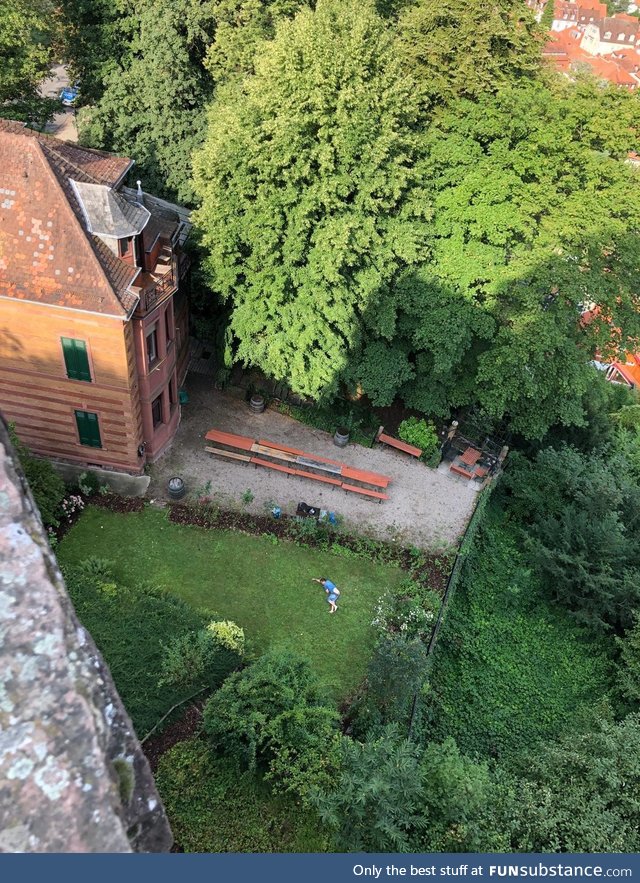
[0,297,145,472]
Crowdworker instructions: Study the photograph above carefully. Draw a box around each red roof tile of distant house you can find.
[0,121,139,316]
[543,26,640,85]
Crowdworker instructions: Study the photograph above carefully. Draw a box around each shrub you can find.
[202,649,340,803]
[155,739,328,852]
[371,580,440,642]
[9,425,65,528]
[60,494,85,521]
[159,627,241,691]
[207,619,245,653]
[398,417,440,460]
[77,470,102,496]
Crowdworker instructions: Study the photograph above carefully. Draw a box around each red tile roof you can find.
[0,121,138,316]
[543,27,640,86]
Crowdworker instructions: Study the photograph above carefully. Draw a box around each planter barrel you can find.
[249,394,265,414]
[333,427,350,448]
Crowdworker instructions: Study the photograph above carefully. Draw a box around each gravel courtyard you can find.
[148,376,481,550]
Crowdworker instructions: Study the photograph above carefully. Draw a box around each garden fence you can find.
[408,476,500,738]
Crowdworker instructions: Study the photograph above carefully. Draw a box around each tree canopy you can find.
[396,0,542,106]
[0,0,59,124]
[193,0,429,398]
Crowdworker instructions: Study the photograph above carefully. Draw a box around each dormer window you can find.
[119,237,131,257]
[604,30,612,38]
[619,32,627,40]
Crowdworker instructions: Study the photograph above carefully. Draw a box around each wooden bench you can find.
[376,427,421,458]
[250,457,296,476]
[341,483,389,502]
[205,429,255,451]
[449,463,473,479]
[294,470,342,487]
[342,465,391,490]
[205,446,251,463]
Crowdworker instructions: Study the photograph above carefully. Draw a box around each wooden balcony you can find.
[131,249,191,315]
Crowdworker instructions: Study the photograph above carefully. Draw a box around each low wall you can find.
[0,419,171,853]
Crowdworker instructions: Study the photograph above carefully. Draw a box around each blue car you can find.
[59,86,79,107]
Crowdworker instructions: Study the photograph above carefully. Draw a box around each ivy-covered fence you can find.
[408,477,499,737]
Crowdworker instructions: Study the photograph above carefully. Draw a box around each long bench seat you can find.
[205,429,255,451]
[251,457,296,476]
[341,483,389,502]
[205,446,251,463]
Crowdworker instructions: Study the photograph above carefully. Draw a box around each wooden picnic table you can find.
[460,447,481,467]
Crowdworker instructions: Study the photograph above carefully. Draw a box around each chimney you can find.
[136,180,143,205]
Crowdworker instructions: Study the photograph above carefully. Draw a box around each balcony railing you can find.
[132,248,191,315]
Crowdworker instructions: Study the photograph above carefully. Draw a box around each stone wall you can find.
[0,417,172,852]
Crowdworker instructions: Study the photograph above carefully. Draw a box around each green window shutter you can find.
[75,410,102,448]
[62,338,91,382]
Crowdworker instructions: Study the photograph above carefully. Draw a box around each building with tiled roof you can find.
[549,0,608,31]
[0,121,191,473]
[543,22,640,86]
[581,14,639,54]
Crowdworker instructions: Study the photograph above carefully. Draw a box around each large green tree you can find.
[500,714,640,852]
[504,446,640,632]
[351,79,640,437]
[0,0,58,123]
[313,725,426,852]
[194,0,429,398]
[72,0,308,203]
[77,0,216,203]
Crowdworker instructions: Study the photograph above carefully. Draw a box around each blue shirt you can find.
[324,580,336,592]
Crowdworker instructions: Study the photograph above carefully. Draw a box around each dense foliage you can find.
[156,739,327,852]
[504,447,640,633]
[193,0,428,398]
[495,714,640,852]
[9,425,65,528]
[203,650,340,803]
[64,558,217,735]
[0,0,59,124]
[426,510,612,760]
[396,0,542,105]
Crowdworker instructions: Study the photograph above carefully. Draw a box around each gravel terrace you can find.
[148,376,480,550]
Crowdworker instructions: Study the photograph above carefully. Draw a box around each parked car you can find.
[59,86,79,107]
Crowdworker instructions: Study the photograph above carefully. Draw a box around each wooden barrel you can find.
[249,394,265,414]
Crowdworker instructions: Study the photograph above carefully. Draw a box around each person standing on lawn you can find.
[312,577,341,613]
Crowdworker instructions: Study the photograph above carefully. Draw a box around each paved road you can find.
[39,63,78,142]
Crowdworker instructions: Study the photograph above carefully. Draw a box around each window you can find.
[119,238,131,257]
[146,327,158,367]
[75,410,101,447]
[61,338,91,382]
[619,32,626,40]
[151,394,163,428]
[165,306,173,343]
[169,377,176,408]
[604,30,612,38]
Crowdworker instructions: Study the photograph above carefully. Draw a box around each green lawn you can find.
[58,505,406,698]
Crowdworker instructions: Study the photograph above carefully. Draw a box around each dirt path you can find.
[148,378,480,550]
